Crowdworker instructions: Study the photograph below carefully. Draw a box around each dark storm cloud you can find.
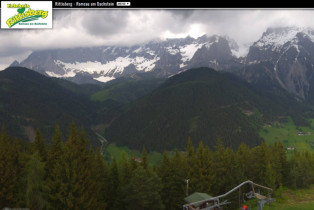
[0,30,28,56]
[164,10,246,28]
[80,10,129,36]
[53,10,70,20]
[168,10,194,20]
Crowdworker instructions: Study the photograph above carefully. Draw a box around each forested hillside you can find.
[0,67,162,147]
[0,67,99,144]
[106,67,311,151]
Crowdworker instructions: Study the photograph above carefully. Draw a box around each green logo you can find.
[6,4,48,28]
[17,7,25,14]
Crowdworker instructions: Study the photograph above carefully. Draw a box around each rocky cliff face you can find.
[245,27,314,99]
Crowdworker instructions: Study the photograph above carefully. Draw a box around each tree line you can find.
[1,124,314,210]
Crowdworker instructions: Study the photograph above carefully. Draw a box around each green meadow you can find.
[247,186,314,210]
[260,118,314,154]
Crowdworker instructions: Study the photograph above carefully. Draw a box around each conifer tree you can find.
[158,151,187,209]
[224,147,239,187]
[274,141,289,185]
[46,126,65,208]
[33,128,47,162]
[194,142,214,193]
[129,153,138,171]
[46,125,63,177]
[289,150,300,189]
[48,123,97,209]
[107,158,120,209]
[158,152,172,206]
[212,138,228,194]
[186,137,195,162]
[124,166,164,210]
[290,151,313,188]
[120,152,133,184]
[269,142,285,187]
[250,142,270,185]
[236,143,250,181]
[90,148,109,209]
[186,138,196,193]
[141,147,149,169]
[118,152,137,210]
[0,131,24,208]
[26,152,49,209]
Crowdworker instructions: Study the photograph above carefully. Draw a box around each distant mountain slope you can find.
[0,67,166,145]
[105,67,311,151]
[0,67,98,144]
[90,73,165,125]
[91,75,164,103]
[245,27,314,100]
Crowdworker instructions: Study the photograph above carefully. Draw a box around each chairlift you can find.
[182,180,275,210]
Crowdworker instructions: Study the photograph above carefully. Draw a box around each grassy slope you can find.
[91,79,163,103]
[248,186,314,210]
[255,119,314,209]
[260,118,314,153]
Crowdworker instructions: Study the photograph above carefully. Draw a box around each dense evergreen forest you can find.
[1,123,314,210]
[106,68,312,151]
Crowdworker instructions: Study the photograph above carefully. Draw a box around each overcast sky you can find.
[1,9,314,69]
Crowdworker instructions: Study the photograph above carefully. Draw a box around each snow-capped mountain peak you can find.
[17,35,242,84]
[253,27,314,51]
[246,26,314,99]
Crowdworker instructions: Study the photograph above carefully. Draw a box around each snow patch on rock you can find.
[94,76,115,83]
[180,43,203,63]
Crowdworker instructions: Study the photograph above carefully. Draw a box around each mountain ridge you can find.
[0,66,100,145]
[14,34,242,83]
